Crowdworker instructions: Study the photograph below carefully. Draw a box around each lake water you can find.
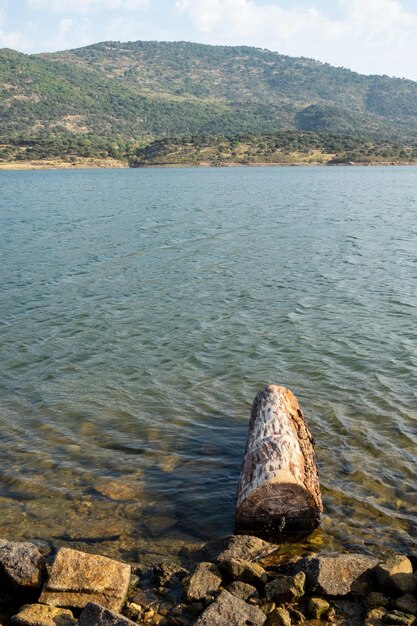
[0,166,416,563]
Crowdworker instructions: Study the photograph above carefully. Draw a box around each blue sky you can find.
[2,0,417,80]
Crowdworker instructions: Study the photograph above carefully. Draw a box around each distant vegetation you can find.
[1,41,417,166]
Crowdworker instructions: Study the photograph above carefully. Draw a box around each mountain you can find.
[1,40,417,163]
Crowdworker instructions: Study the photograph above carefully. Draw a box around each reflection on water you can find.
[0,166,416,561]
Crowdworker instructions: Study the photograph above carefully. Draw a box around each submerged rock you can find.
[12,603,76,626]
[39,547,131,612]
[0,540,45,591]
[194,589,266,625]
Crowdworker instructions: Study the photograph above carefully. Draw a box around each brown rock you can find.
[364,608,388,626]
[364,593,390,609]
[12,604,75,626]
[219,558,267,587]
[184,562,222,601]
[376,556,416,595]
[265,608,291,626]
[395,595,417,616]
[39,548,130,612]
[194,589,266,625]
[0,540,45,590]
[265,572,305,603]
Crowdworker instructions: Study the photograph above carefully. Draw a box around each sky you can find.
[2,0,417,81]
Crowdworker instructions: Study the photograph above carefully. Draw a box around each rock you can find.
[78,602,137,626]
[265,572,305,603]
[94,479,139,501]
[307,598,330,619]
[227,581,260,602]
[219,558,267,587]
[154,562,187,587]
[131,588,160,609]
[295,554,378,596]
[171,602,204,624]
[259,602,276,615]
[364,608,388,626]
[288,607,305,624]
[184,562,222,601]
[265,608,292,626]
[365,593,390,609]
[12,604,76,626]
[0,540,45,590]
[395,596,417,616]
[39,547,130,612]
[193,589,266,625]
[199,535,277,564]
[382,610,416,625]
[376,556,416,595]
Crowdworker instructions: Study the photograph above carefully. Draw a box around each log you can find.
[235,385,322,538]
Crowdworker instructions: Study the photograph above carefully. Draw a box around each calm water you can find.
[0,166,416,562]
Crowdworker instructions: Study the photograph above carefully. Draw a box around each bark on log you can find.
[235,385,322,538]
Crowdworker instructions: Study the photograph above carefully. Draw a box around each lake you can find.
[0,166,416,562]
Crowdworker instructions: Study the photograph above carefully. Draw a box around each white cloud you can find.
[175,0,417,78]
[0,7,32,50]
[26,0,149,14]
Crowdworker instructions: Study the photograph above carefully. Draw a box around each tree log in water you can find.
[235,385,322,538]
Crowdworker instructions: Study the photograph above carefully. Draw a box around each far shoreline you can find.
[2,158,417,171]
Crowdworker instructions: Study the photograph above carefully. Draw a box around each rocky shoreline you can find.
[1,535,416,626]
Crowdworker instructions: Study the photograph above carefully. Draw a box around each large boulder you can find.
[39,548,130,612]
[194,589,266,626]
[0,540,45,591]
[295,554,379,596]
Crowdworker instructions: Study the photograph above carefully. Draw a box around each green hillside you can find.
[1,40,417,164]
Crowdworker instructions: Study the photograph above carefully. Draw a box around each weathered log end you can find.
[235,385,322,539]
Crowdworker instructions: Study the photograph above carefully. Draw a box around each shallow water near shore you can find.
[0,166,416,562]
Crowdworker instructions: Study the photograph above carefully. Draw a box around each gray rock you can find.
[184,562,222,601]
[307,598,330,619]
[382,610,416,625]
[199,535,277,564]
[12,604,75,626]
[0,540,45,590]
[265,572,305,603]
[39,547,131,612]
[219,558,267,587]
[376,556,416,595]
[295,553,378,596]
[130,588,159,609]
[194,589,266,625]
[227,581,260,602]
[78,602,136,626]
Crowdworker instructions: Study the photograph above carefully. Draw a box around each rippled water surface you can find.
[0,166,416,561]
